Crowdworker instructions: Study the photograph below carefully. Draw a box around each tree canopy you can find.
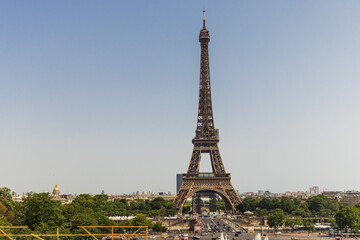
[0,189,173,233]
[335,206,360,232]
[267,208,286,229]
[237,195,341,218]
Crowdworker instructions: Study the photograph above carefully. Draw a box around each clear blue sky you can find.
[1,1,360,194]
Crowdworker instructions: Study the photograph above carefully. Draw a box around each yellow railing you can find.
[0,226,148,240]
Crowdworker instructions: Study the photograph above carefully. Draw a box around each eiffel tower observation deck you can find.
[174,11,241,214]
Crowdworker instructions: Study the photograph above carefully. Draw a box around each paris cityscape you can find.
[2,1,360,240]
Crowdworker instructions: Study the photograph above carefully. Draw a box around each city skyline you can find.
[6,184,360,197]
[7,184,356,196]
[2,1,360,194]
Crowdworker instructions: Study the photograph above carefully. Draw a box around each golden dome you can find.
[52,184,60,197]
[53,184,59,191]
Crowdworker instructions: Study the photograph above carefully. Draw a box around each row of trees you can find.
[0,188,171,233]
[182,199,226,213]
[3,187,360,233]
[237,195,342,217]
[266,208,317,231]
[265,205,360,233]
[334,205,360,232]
[238,195,360,233]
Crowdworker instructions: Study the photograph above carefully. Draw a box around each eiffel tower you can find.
[174,11,241,214]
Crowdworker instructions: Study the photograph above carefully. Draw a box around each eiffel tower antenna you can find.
[203,9,206,29]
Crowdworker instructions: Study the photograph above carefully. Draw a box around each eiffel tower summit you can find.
[174,11,241,214]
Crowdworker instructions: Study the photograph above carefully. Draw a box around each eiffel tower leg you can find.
[218,191,238,213]
[192,192,202,214]
[209,192,217,212]
[187,147,201,175]
[224,184,241,212]
[210,148,226,174]
[174,181,193,214]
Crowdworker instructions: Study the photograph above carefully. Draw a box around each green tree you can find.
[128,214,153,227]
[285,217,302,231]
[258,198,273,211]
[165,201,177,216]
[271,199,281,209]
[22,193,65,231]
[150,198,166,210]
[152,221,167,232]
[306,195,328,212]
[306,195,340,216]
[319,209,332,217]
[0,202,7,217]
[330,218,337,229]
[12,201,26,226]
[216,201,226,211]
[335,206,360,232]
[280,197,295,214]
[107,199,128,216]
[302,219,311,230]
[292,206,311,217]
[93,194,109,212]
[237,197,260,213]
[63,195,113,231]
[308,224,316,232]
[149,210,160,217]
[183,201,191,213]
[129,199,148,213]
[0,216,11,226]
[328,200,342,213]
[0,199,13,229]
[285,218,296,231]
[267,208,285,230]
[69,212,99,233]
[295,217,303,226]
[355,202,360,209]
[293,198,302,206]
[301,219,315,232]
[255,208,268,217]
[0,188,14,211]
[72,194,95,209]
[0,187,15,222]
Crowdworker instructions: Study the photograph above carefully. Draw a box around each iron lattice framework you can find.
[174,13,241,214]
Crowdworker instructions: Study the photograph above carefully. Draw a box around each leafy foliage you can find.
[0,189,174,234]
[267,208,285,229]
[302,219,316,232]
[0,188,14,211]
[236,197,261,212]
[0,188,15,222]
[0,187,354,235]
[237,195,340,218]
[335,206,360,232]
[128,214,153,227]
[306,195,341,214]
[285,217,303,231]
[152,221,167,232]
[22,193,65,231]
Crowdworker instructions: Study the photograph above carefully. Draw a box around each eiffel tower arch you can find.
[174,11,241,214]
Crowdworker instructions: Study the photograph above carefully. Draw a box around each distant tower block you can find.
[173,11,241,214]
[176,174,183,193]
